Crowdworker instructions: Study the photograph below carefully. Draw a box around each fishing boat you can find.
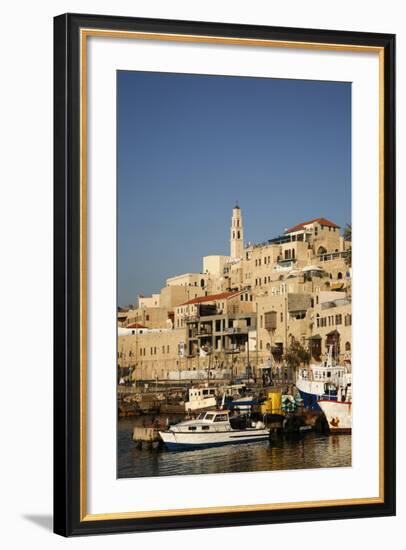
[184,386,217,412]
[318,383,352,434]
[159,410,269,450]
[296,346,351,411]
[222,384,258,412]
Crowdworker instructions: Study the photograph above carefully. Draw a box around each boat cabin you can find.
[188,387,217,400]
[196,411,229,423]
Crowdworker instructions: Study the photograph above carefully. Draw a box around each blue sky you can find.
[117,71,351,306]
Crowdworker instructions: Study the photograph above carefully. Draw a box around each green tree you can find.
[343,223,352,267]
[283,340,311,370]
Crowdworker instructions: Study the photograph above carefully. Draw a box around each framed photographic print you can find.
[53,13,396,536]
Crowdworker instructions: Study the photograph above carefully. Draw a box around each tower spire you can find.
[230,203,244,259]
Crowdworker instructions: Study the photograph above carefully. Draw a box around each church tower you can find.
[230,203,244,259]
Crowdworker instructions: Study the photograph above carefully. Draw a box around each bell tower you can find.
[230,203,244,259]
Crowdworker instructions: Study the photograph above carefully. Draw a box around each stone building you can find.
[118,204,352,382]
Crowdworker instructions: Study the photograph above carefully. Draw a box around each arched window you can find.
[317,246,327,255]
[237,231,240,239]
[200,279,205,287]
[345,341,351,351]
[337,272,343,280]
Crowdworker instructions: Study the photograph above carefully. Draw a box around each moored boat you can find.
[296,346,351,411]
[318,399,352,434]
[318,382,352,433]
[159,410,270,450]
[184,386,217,412]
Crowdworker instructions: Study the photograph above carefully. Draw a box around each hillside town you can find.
[117,205,352,387]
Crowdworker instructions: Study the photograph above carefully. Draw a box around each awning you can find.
[327,329,340,337]
[331,282,344,290]
[307,334,322,340]
[302,264,324,272]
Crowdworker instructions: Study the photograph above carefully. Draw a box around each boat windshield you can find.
[213,413,228,422]
[197,412,206,420]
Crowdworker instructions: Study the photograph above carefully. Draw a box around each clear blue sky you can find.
[117,71,351,306]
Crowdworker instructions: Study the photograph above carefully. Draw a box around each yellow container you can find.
[260,390,282,414]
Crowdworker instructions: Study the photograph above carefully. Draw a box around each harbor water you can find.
[117,417,351,479]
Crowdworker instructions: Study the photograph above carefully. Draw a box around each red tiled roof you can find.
[285,217,339,234]
[179,291,239,307]
[127,323,147,329]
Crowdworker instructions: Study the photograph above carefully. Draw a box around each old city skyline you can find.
[117,71,351,305]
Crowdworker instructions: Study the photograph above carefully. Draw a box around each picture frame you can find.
[53,12,396,536]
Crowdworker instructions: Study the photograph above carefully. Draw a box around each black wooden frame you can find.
[54,13,396,536]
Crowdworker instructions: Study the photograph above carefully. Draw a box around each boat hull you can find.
[318,400,352,434]
[159,428,269,450]
[297,388,322,411]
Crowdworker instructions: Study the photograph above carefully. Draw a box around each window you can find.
[237,231,240,239]
[202,426,210,430]
[345,341,351,351]
[214,414,228,422]
[336,314,342,325]
[337,272,343,279]
[280,312,283,322]
[205,414,215,421]
[188,426,197,431]
[146,315,150,321]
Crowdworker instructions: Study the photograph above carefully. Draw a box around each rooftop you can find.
[179,291,239,307]
[285,217,340,234]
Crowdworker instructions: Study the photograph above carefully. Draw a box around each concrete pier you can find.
[132,426,163,450]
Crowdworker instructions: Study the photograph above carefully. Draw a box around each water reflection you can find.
[117,418,351,479]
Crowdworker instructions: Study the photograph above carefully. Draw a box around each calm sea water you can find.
[117,417,352,478]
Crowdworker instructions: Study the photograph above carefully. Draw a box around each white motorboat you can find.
[159,410,270,450]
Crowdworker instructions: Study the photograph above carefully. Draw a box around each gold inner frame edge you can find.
[79,28,385,522]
